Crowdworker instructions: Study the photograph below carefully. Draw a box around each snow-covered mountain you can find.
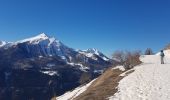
[0,33,113,100]
[78,48,110,61]
[0,40,13,49]
[0,33,110,63]
[0,33,72,58]
[0,33,112,72]
[0,40,7,47]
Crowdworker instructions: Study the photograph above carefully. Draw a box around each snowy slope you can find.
[0,41,13,48]
[109,50,170,100]
[56,79,96,100]
[16,33,49,44]
[156,50,170,56]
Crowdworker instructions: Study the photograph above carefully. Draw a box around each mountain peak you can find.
[87,48,98,52]
[85,48,100,55]
[16,33,50,44]
[38,33,48,38]
[79,48,110,61]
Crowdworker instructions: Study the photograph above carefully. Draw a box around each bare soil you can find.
[73,68,126,100]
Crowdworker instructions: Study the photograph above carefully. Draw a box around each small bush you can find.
[112,50,126,65]
[112,50,142,70]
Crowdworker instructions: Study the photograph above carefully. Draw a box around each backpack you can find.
[160,52,165,57]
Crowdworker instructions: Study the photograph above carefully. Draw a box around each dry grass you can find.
[51,97,56,100]
[73,68,125,100]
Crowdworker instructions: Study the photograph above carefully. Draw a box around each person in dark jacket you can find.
[160,50,165,64]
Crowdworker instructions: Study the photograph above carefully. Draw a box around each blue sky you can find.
[0,0,170,56]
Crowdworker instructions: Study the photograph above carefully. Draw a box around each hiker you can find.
[160,50,165,64]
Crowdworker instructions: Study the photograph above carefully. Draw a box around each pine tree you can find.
[145,48,153,55]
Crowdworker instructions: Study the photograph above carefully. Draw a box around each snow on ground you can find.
[113,66,125,71]
[56,79,96,100]
[67,62,89,72]
[40,71,59,76]
[109,51,170,100]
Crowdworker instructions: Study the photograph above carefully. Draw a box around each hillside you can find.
[56,66,126,100]
[57,50,170,100]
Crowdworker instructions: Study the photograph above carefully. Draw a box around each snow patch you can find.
[94,70,104,73]
[47,63,55,67]
[113,66,125,71]
[40,71,59,76]
[57,79,96,100]
[61,56,66,60]
[102,57,110,61]
[67,62,89,72]
[39,56,43,58]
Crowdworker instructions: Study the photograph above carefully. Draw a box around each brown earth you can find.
[73,67,128,100]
